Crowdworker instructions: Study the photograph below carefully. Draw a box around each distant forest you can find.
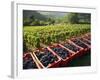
[23,10,91,26]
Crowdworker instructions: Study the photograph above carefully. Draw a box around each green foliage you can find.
[46,35,52,45]
[30,15,35,21]
[78,13,91,24]
[67,13,91,24]
[30,19,40,26]
[67,13,79,24]
[23,24,90,51]
[23,12,91,26]
[23,18,31,26]
[34,37,40,48]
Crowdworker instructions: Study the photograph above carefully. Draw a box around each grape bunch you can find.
[79,38,91,45]
[23,56,37,69]
[52,47,70,59]
[63,43,80,52]
[35,49,58,67]
[72,39,88,48]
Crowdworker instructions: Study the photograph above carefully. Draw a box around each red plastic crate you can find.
[69,38,90,52]
[23,52,41,69]
[69,37,91,54]
[32,47,61,68]
[58,41,85,65]
[78,37,91,49]
[47,44,74,66]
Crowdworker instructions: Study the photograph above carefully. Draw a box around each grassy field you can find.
[23,24,90,51]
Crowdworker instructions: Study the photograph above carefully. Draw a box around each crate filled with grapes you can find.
[33,48,61,68]
[78,37,91,48]
[58,41,84,62]
[47,44,73,66]
[69,38,90,54]
[23,53,41,69]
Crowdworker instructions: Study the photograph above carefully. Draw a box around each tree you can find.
[67,13,79,24]
[46,18,55,25]
[39,21,45,26]
[67,13,91,24]
[61,15,69,24]
[78,13,91,24]
[34,19,40,25]
[30,15,35,21]
[23,18,31,26]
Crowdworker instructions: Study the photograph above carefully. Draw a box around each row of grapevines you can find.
[23,24,90,51]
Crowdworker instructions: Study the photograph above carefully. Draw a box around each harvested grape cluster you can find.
[23,55,37,69]
[35,49,58,67]
[79,38,91,45]
[52,47,70,59]
[72,39,88,48]
[63,43,80,52]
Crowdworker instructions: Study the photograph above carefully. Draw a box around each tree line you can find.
[23,13,91,26]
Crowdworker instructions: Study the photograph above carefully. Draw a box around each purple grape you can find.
[52,47,69,59]
[35,48,58,67]
[72,39,88,48]
[63,43,80,52]
[23,57,37,69]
